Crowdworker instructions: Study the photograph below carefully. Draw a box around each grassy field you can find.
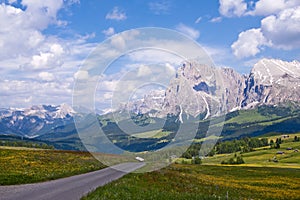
[83,133,300,200]
[0,147,106,185]
[225,109,278,124]
[82,164,300,200]
[132,129,171,139]
[201,138,300,168]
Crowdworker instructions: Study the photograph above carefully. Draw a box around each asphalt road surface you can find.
[0,162,145,200]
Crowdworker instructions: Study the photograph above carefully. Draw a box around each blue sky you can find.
[0,0,299,109]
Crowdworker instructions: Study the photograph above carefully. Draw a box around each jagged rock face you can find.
[120,58,300,118]
[122,61,245,118]
[219,67,246,112]
[124,90,165,116]
[161,61,246,117]
[242,59,300,108]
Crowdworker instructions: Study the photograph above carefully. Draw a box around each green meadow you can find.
[83,133,300,200]
[83,164,300,200]
[0,147,106,185]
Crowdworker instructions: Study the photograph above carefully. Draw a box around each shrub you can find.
[193,157,202,165]
[221,155,245,165]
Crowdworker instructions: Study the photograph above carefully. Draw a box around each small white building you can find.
[135,156,145,162]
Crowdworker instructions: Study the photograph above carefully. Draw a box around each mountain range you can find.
[122,58,300,119]
[0,58,300,150]
[0,104,75,138]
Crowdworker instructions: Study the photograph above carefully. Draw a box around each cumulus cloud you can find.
[219,0,247,17]
[231,5,300,58]
[74,70,89,80]
[247,0,299,16]
[231,28,268,58]
[110,29,139,50]
[176,23,200,40]
[102,27,115,37]
[219,0,300,17]
[0,79,72,107]
[0,1,102,108]
[260,6,300,50]
[29,43,64,70]
[38,72,55,81]
[106,7,127,21]
[98,80,118,92]
[0,1,69,64]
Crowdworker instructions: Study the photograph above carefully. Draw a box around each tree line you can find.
[0,140,54,149]
[182,137,269,159]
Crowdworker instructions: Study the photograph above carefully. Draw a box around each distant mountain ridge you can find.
[0,104,75,138]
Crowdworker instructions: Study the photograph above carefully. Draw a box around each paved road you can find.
[0,162,144,200]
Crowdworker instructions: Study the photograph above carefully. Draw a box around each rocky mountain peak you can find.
[121,58,300,119]
[122,61,246,119]
[242,59,300,108]
[251,58,300,86]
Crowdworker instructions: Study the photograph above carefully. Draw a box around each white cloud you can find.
[0,1,100,108]
[175,23,200,40]
[225,0,300,58]
[29,43,64,70]
[247,0,300,16]
[102,27,115,37]
[110,35,126,50]
[219,0,300,17]
[74,70,89,80]
[0,79,72,107]
[231,28,268,58]
[21,0,64,29]
[219,0,247,17]
[195,17,202,24]
[260,6,300,50]
[110,29,139,50]
[99,80,118,92]
[248,0,285,16]
[106,7,127,21]
[232,5,300,58]
[0,1,68,63]
[210,17,222,23]
[148,1,171,15]
[38,72,55,81]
